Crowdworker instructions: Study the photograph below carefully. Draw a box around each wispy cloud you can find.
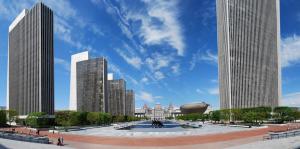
[126,0,185,56]
[208,87,219,95]
[196,88,204,94]
[190,49,218,70]
[154,71,165,80]
[137,91,162,103]
[54,57,70,72]
[115,48,143,69]
[282,92,300,107]
[281,34,300,68]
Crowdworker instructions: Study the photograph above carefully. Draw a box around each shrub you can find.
[0,110,7,126]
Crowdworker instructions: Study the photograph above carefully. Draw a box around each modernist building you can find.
[69,51,89,111]
[216,0,281,109]
[108,79,126,116]
[76,58,108,112]
[125,90,135,116]
[7,3,54,115]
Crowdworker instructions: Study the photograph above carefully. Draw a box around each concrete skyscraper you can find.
[216,0,281,109]
[69,51,89,111]
[7,3,54,115]
[108,79,126,116]
[76,58,108,112]
[125,90,135,116]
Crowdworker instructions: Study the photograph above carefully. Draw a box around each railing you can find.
[0,131,50,144]
[263,129,300,140]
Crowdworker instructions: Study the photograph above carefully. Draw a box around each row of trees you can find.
[0,110,18,127]
[24,111,143,128]
[176,106,300,125]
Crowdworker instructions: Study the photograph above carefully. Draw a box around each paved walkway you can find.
[1,123,300,147]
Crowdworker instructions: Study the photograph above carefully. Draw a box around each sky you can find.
[0,0,300,110]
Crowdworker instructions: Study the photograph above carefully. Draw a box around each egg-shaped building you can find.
[180,102,209,114]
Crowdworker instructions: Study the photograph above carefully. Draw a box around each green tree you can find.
[210,110,221,123]
[26,112,52,128]
[87,112,99,125]
[7,110,18,125]
[55,111,71,127]
[231,109,242,122]
[220,109,230,123]
[0,110,7,126]
[242,111,256,126]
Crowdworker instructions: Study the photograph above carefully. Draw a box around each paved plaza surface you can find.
[64,122,265,137]
[0,123,299,148]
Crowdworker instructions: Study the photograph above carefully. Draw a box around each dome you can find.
[180,102,209,114]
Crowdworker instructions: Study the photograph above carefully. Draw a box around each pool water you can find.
[131,121,181,129]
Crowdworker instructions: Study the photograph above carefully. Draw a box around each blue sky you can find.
[0,0,300,110]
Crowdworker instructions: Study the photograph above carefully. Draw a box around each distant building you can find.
[217,0,281,109]
[125,90,135,116]
[108,79,126,116]
[7,3,54,115]
[69,51,89,111]
[76,58,108,112]
[0,106,6,110]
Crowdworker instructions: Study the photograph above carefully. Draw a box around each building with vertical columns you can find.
[76,58,108,112]
[216,0,281,109]
[7,3,54,115]
[125,90,135,116]
[69,51,89,111]
[108,79,126,116]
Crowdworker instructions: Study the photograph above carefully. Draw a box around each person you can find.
[37,130,40,136]
[57,138,62,146]
[60,136,64,145]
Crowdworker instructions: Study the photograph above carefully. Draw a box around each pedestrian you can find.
[61,136,64,145]
[57,138,61,146]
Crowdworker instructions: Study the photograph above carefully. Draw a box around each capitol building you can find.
[135,102,210,120]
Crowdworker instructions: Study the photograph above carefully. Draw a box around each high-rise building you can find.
[108,79,126,116]
[7,3,54,115]
[76,58,108,112]
[216,0,281,109]
[69,51,89,111]
[125,90,135,116]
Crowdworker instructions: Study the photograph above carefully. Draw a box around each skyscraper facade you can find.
[216,0,281,109]
[76,58,108,112]
[69,51,89,111]
[7,3,54,115]
[125,90,135,116]
[108,79,126,116]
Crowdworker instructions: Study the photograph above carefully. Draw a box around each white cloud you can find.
[0,0,103,53]
[115,48,143,69]
[196,88,204,94]
[281,35,300,68]
[127,0,185,56]
[146,53,174,71]
[282,92,300,107]
[171,64,180,74]
[154,71,165,80]
[190,49,218,70]
[54,57,70,72]
[137,91,162,103]
[141,77,149,83]
[208,87,219,95]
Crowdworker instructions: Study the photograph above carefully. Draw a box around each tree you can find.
[242,111,256,126]
[273,107,294,123]
[87,112,99,125]
[231,109,242,123]
[220,109,230,123]
[210,110,221,123]
[55,111,71,127]
[0,110,7,126]
[7,110,18,125]
[26,112,52,128]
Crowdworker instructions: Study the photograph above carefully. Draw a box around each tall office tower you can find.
[69,51,89,111]
[108,79,126,116]
[216,0,281,109]
[7,3,54,115]
[76,58,108,112]
[125,90,135,116]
